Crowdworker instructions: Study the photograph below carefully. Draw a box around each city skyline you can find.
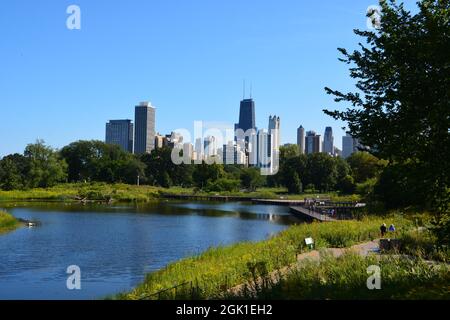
[0,0,414,157]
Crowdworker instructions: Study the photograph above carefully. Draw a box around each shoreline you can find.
[0,183,361,204]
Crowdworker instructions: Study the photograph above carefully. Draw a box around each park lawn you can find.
[116,215,414,300]
[0,211,21,234]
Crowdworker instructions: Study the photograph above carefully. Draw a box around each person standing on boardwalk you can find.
[380,223,387,238]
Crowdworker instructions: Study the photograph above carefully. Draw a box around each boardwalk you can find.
[252,199,306,206]
[290,206,337,222]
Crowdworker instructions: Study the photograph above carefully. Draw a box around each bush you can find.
[205,178,240,193]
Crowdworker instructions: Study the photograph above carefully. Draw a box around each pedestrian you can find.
[380,223,387,237]
[389,224,396,235]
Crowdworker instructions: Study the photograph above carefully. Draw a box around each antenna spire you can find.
[243,79,246,99]
[250,82,253,99]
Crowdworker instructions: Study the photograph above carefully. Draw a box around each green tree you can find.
[286,170,302,194]
[24,140,67,188]
[324,0,450,211]
[60,140,145,184]
[305,153,337,192]
[192,162,224,189]
[0,154,29,190]
[240,167,265,191]
[347,152,386,183]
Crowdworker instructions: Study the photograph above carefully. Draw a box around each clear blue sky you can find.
[0,0,418,157]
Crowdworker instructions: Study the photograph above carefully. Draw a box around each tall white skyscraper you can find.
[268,116,281,175]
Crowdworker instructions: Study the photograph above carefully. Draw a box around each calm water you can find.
[0,201,296,300]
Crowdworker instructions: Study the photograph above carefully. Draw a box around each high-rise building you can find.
[134,102,156,154]
[183,143,194,161]
[105,120,134,153]
[268,116,280,148]
[305,131,321,154]
[257,129,270,170]
[204,136,217,157]
[154,134,165,149]
[323,127,334,155]
[342,133,361,158]
[194,138,203,162]
[235,99,256,134]
[268,116,281,175]
[297,126,305,154]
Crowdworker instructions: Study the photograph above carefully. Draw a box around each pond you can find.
[0,201,297,300]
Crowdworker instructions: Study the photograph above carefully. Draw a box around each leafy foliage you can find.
[323,0,450,212]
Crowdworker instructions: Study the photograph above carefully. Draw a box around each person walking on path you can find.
[389,224,396,237]
[380,223,387,238]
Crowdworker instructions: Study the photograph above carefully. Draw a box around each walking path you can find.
[226,239,380,297]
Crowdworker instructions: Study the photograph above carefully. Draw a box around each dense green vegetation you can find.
[0,183,360,203]
[0,211,21,234]
[230,253,449,300]
[324,0,449,234]
[0,139,378,198]
[117,216,413,300]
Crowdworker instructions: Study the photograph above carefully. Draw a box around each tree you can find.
[192,162,224,189]
[60,140,145,184]
[240,167,265,191]
[0,154,29,190]
[286,170,302,194]
[347,152,386,183]
[24,140,67,188]
[323,0,450,211]
[305,153,337,192]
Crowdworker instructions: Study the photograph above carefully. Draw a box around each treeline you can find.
[0,140,384,197]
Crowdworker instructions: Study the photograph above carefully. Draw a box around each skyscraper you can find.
[235,98,256,135]
[204,136,217,157]
[305,131,321,154]
[268,116,281,175]
[268,116,281,148]
[257,129,270,170]
[134,102,156,154]
[297,126,305,154]
[342,133,361,158]
[323,127,334,155]
[105,120,134,153]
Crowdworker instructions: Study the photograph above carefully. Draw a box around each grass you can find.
[0,183,361,203]
[229,252,450,300]
[0,211,21,234]
[398,228,450,262]
[0,183,162,202]
[116,215,413,300]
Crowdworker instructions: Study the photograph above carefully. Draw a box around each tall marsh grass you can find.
[118,215,412,300]
[0,211,20,234]
[231,252,450,300]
